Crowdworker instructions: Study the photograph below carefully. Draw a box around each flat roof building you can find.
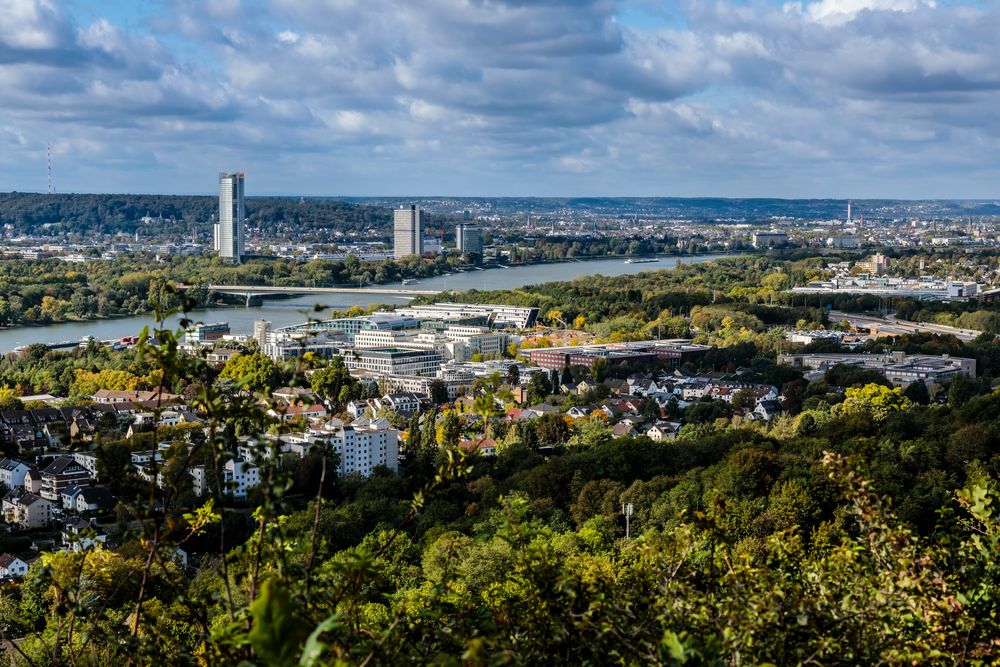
[528,340,712,371]
[216,171,245,262]
[395,302,539,329]
[343,347,443,377]
[777,351,976,386]
[394,205,424,259]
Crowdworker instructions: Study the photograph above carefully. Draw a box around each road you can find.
[829,310,984,342]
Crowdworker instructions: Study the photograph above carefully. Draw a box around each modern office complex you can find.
[777,351,976,386]
[215,171,245,262]
[528,340,712,371]
[394,303,539,329]
[342,347,443,377]
[393,204,424,259]
[455,223,483,261]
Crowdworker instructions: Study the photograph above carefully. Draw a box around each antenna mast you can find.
[47,144,53,194]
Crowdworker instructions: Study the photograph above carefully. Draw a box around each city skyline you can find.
[1,1,1000,199]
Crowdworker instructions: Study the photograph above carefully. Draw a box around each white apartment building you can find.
[333,423,398,476]
[284,420,399,476]
[223,459,260,499]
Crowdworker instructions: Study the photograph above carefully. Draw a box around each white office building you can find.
[343,347,443,377]
[394,205,424,259]
[215,171,245,262]
[456,223,483,261]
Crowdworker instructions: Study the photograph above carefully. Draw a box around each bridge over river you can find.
[180,284,442,303]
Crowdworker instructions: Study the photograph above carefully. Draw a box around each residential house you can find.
[31,408,67,447]
[272,387,316,402]
[380,393,421,418]
[611,422,639,439]
[0,411,45,451]
[62,518,107,552]
[3,491,52,528]
[346,400,368,420]
[458,436,498,457]
[267,403,328,423]
[754,400,784,421]
[92,389,180,404]
[646,421,682,441]
[0,553,29,579]
[75,486,116,514]
[0,458,32,490]
[133,410,182,427]
[39,456,91,502]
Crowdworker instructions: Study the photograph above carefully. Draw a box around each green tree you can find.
[218,353,279,393]
[835,383,912,423]
[310,357,356,404]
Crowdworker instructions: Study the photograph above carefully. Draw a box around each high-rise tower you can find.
[393,204,424,259]
[455,222,483,263]
[215,171,245,262]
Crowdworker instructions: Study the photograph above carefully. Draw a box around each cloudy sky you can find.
[1,0,999,198]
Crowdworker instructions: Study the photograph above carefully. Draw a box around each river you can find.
[0,254,728,353]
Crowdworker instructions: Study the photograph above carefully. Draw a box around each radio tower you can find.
[47,144,53,194]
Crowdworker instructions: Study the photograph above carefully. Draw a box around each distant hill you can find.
[0,192,397,238]
[348,196,1000,221]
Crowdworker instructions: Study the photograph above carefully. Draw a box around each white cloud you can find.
[787,0,935,25]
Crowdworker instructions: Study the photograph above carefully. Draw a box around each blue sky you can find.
[1,0,999,198]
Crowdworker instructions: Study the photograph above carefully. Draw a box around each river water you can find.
[0,254,727,352]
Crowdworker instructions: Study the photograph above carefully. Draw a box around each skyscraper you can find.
[455,222,483,262]
[393,204,424,259]
[215,171,245,262]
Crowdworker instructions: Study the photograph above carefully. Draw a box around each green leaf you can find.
[662,630,688,664]
[299,616,340,667]
[249,580,308,666]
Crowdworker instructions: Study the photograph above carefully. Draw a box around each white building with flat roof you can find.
[394,205,424,258]
[215,171,245,262]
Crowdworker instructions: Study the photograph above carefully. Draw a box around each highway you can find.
[829,310,984,342]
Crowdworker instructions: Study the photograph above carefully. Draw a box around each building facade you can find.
[393,205,424,259]
[215,171,245,262]
[455,223,483,261]
[343,347,443,377]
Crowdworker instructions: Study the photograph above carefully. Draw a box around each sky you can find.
[1,0,999,198]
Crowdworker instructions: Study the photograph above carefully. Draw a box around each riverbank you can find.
[0,253,731,352]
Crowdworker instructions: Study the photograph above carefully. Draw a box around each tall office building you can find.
[393,204,424,259]
[215,171,245,262]
[455,223,483,262]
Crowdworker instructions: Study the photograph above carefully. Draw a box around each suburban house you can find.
[267,403,329,423]
[754,400,784,421]
[458,436,498,457]
[0,458,32,490]
[0,554,29,579]
[646,421,682,441]
[62,518,107,552]
[91,389,180,404]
